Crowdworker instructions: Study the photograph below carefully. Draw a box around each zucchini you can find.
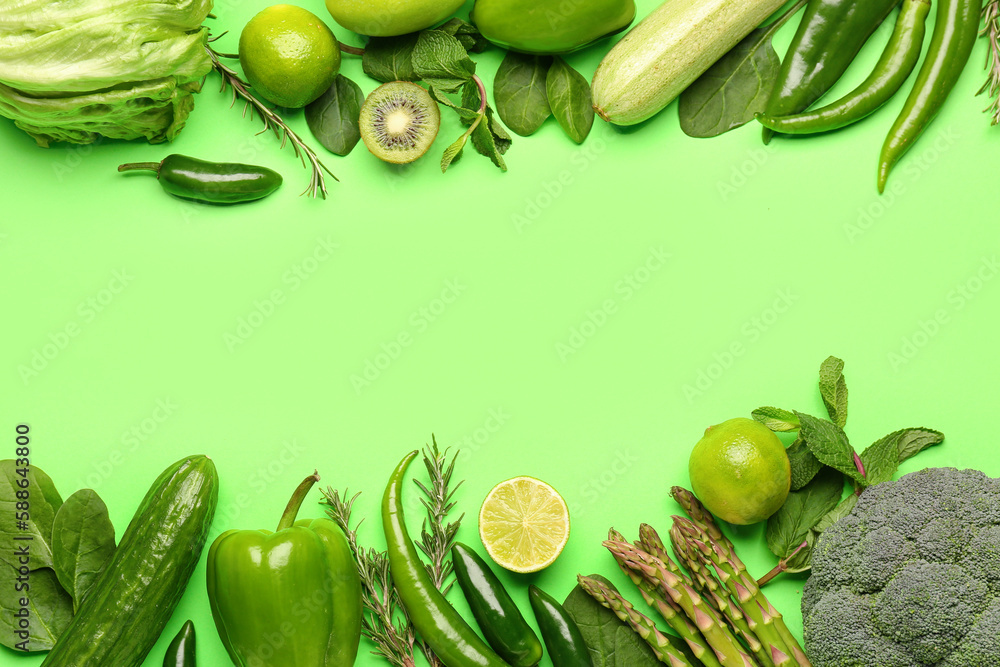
[591,0,789,125]
[41,455,219,667]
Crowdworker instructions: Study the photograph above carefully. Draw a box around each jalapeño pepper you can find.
[762,0,902,143]
[163,621,196,667]
[118,154,282,204]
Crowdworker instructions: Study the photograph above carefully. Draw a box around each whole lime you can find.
[688,417,791,525]
[239,5,341,109]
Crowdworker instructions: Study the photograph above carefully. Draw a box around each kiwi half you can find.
[359,82,441,164]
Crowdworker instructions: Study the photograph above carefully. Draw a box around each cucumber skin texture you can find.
[592,0,790,125]
[41,456,219,667]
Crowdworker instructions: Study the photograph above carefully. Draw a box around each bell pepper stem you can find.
[277,470,321,531]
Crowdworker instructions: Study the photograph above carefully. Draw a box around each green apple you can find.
[325,0,465,36]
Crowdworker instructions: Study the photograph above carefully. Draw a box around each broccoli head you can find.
[802,467,1000,666]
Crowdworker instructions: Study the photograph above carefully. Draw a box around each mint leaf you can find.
[440,132,470,172]
[814,493,858,534]
[494,52,552,137]
[0,460,62,570]
[893,428,945,462]
[819,355,848,428]
[788,436,823,490]
[362,34,418,83]
[412,30,476,86]
[859,434,901,486]
[766,466,843,562]
[438,18,489,53]
[796,412,866,486]
[752,406,800,432]
[305,75,364,156]
[0,565,73,652]
[546,56,594,143]
[52,489,116,613]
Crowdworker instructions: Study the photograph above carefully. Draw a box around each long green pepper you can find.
[762,0,902,143]
[758,0,931,135]
[878,0,982,191]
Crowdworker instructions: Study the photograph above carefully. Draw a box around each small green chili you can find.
[757,0,931,135]
[118,154,282,204]
[877,0,981,192]
[163,620,196,667]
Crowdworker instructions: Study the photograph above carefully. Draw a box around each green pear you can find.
[325,0,465,37]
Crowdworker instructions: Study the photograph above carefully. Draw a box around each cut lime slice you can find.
[478,476,570,573]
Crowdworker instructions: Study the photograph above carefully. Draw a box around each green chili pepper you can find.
[761,0,902,143]
[877,0,981,191]
[758,0,931,135]
[527,585,590,667]
[117,154,282,204]
[382,451,508,667]
[206,471,363,667]
[452,542,543,667]
[163,620,196,667]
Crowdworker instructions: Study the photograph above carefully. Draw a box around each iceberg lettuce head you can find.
[0,0,213,146]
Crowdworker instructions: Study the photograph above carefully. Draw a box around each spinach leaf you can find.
[0,565,73,652]
[766,466,843,564]
[679,0,806,137]
[787,436,823,491]
[494,52,552,137]
[796,412,866,486]
[52,489,116,613]
[305,75,365,156]
[752,406,800,432]
[563,574,661,667]
[362,34,419,83]
[546,56,594,143]
[0,460,63,570]
[819,355,848,428]
[412,29,476,93]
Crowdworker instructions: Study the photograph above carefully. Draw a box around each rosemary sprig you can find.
[414,436,464,593]
[981,0,1000,125]
[322,488,418,667]
[205,40,337,198]
[320,441,464,667]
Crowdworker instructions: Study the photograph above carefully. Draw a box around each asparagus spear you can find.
[578,575,697,667]
[671,486,735,556]
[673,517,810,667]
[605,540,759,667]
[609,529,721,667]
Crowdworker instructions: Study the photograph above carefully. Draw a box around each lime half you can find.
[479,476,570,573]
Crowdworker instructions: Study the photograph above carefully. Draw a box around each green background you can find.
[2,0,999,664]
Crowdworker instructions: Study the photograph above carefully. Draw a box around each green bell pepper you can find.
[206,472,362,667]
[471,0,636,54]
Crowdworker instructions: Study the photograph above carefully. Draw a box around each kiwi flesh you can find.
[359,82,441,164]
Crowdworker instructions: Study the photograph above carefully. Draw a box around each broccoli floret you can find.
[803,467,1000,666]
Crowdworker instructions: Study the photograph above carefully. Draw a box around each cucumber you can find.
[591,0,789,125]
[41,455,219,666]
